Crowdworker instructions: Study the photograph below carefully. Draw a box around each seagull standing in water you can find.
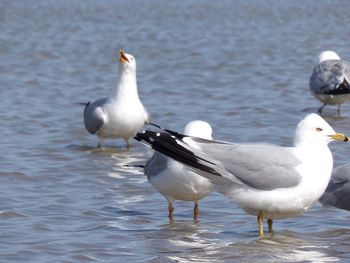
[83,50,150,148]
[309,50,350,114]
[320,163,350,211]
[145,121,214,222]
[135,114,349,237]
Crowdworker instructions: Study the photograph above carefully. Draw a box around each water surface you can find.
[1,1,350,262]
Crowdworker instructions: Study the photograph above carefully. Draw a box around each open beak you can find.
[329,133,350,142]
[119,50,129,63]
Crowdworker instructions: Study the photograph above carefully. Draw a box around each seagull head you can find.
[318,50,341,63]
[294,113,349,146]
[119,50,136,73]
[184,120,213,140]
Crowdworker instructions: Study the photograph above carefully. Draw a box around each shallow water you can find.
[2,0,350,262]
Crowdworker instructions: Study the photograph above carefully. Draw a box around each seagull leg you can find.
[194,201,199,222]
[337,104,341,115]
[267,218,273,234]
[258,211,264,237]
[168,203,174,222]
[97,137,103,148]
[318,103,326,114]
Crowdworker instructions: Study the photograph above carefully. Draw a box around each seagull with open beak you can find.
[82,50,150,148]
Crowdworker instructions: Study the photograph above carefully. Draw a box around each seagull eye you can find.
[316,127,323,132]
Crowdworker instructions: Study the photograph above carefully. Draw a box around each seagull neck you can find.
[294,139,331,163]
[295,139,327,150]
[112,71,139,101]
[295,141,333,187]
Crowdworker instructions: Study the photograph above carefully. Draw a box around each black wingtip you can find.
[148,123,186,139]
[323,79,350,95]
[134,130,221,177]
[124,164,145,169]
[134,131,147,142]
[134,130,164,147]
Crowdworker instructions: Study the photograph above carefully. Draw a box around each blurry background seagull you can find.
[320,163,350,211]
[82,50,150,148]
[309,50,350,114]
[144,120,214,222]
[135,113,349,237]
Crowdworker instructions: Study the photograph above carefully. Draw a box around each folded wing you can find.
[135,129,301,191]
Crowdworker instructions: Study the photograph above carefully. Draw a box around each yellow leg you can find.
[267,218,273,234]
[258,211,264,237]
[168,203,174,221]
[194,201,199,222]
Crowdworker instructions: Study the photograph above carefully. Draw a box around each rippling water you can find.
[2,0,350,262]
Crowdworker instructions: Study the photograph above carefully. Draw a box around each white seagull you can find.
[320,163,350,211]
[135,114,349,237]
[145,120,214,221]
[83,50,150,148]
[309,50,350,114]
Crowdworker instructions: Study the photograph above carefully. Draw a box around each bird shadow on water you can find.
[66,143,133,155]
[301,106,346,118]
[66,143,147,178]
[220,229,341,262]
[300,106,318,114]
[320,113,349,122]
[150,221,344,262]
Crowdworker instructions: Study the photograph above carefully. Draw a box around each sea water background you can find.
[2,0,350,262]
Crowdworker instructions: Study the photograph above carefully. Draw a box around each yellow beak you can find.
[119,49,129,63]
[329,133,349,142]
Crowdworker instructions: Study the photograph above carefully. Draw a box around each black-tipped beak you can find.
[329,133,350,142]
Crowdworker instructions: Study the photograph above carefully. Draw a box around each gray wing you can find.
[191,138,302,190]
[144,152,169,179]
[310,59,350,95]
[83,98,107,134]
[135,131,301,191]
[320,163,350,210]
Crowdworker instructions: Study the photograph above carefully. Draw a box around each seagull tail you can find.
[134,130,220,176]
[75,102,91,107]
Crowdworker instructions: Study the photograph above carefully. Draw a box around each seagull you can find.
[145,120,214,221]
[83,50,150,148]
[320,163,350,211]
[309,50,350,114]
[135,113,349,237]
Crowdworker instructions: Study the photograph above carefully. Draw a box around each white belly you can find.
[219,159,332,220]
[149,160,214,202]
[98,101,146,140]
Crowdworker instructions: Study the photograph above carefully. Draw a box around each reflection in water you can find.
[275,249,338,262]
[146,223,342,263]
[158,222,227,263]
[256,233,339,262]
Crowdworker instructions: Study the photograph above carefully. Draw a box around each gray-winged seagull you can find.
[145,120,214,222]
[309,50,350,114]
[320,163,350,211]
[83,50,150,148]
[135,113,349,237]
